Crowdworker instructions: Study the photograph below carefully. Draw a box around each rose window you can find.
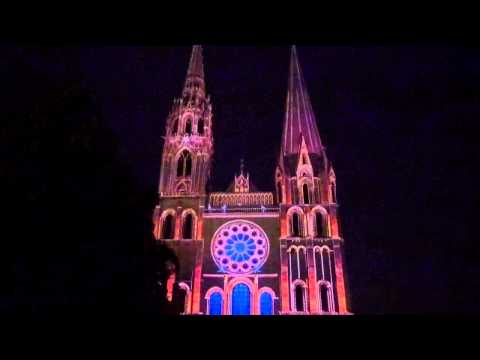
[211,220,269,274]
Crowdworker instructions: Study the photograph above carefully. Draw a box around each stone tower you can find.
[153,45,213,314]
[276,46,349,314]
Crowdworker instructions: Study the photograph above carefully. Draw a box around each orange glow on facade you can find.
[152,46,352,315]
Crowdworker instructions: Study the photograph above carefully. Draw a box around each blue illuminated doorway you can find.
[260,292,273,315]
[231,283,251,315]
[209,292,223,315]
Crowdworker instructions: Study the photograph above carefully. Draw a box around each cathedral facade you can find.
[153,46,351,315]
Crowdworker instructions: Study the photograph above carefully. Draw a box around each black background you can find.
[1,20,478,317]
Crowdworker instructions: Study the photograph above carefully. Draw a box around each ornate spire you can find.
[159,45,213,196]
[281,46,323,156]
[182,45,206,99]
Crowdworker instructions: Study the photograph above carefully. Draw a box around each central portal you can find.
[231,283,251,315]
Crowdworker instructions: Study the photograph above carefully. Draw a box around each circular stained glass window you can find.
[211,220,270,274]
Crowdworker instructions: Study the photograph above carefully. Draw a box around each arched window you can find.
[299,247,308,279]
[209,292,223,315]
[289,247,299,281]
[294,285,305,312]
[314,246,333,284]
[303,184,309,204]
[231,283,250,315]
[322,248,332,283]
[185,154,192,176]
[315,212,325,237]
[320,283,330,312]
[198,118,204,135]
[260,292,273,315]
[177,150,192,177]
[291,212,301,237]
[277,182,282,204]
[177,158,183,177]
[315,248,323,281]
[182,213,194,239]
[185,118,192,135]
[162,214,175,239]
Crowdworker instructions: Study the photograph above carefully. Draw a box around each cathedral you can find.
[152,46,351,315]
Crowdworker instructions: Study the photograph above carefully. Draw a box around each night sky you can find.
[2,45,478,314]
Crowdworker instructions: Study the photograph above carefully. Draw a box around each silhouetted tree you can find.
[1,76,178,316]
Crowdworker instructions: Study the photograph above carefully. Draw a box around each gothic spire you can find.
[182,45,206,100]
[281,46,323,156]
[186,45,204,81]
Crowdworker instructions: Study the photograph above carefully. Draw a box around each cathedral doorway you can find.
[231,283,251,315]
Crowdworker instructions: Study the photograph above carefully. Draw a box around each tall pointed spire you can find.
[281,46,323,156]
[182,45,206,98]
[186,45,204,80]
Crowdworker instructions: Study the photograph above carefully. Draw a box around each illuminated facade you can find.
[153,46,351,315]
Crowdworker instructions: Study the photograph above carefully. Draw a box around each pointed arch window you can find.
[314,246,333,284]
[198,118,205,135]
[299,247,308,279]
[302,184,310,204]
[162,214,175,240]
[292,213,300,236]
[289,247,299,281]
[317,281,334,313]
[177,150,192,177]
[319,283,330,312]
[291,212,302,237]
[294,284,307,312]
[315,212,325,237]
[322,247,332,283]
[288,246,307,284]
[315,249,323,281]
[182,213,194,239]
[185,118,192,135]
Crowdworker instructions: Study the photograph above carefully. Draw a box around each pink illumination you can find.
[153,46,352,316]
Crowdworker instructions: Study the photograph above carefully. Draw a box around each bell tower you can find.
[153,45,213,314]
[276,46,350,314]
[158,45,213,197]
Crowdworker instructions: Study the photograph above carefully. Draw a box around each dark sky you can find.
[3,45,478,314]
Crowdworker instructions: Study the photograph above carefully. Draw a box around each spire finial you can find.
[240,158,245,175]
